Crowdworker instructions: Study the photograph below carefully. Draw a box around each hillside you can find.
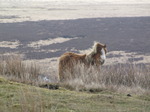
[0,17,150,60]
[0,77,150,112]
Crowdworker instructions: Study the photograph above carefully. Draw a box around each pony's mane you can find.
[88,42,98,54]
[85,42,99,63]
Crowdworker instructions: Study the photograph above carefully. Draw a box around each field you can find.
[0,0,150,111]
[0,55,150,112]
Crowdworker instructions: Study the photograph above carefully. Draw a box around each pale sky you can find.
[0,0,150,4]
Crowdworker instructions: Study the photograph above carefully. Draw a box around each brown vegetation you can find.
[0,53,149,94]
[61,62,150,94]
[0,54,41,85]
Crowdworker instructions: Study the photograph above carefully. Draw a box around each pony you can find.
[58,42,107,82]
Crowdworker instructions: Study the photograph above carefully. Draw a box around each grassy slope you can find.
[0,77,150,112]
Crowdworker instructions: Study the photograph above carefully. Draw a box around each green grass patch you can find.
[0,77,150,112]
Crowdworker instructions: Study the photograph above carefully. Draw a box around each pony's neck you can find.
[85,43,100,63]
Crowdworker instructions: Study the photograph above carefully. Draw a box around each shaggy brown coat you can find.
[58,42,107,82]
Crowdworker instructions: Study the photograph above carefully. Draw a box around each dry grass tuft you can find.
[61,62,150,94]
[0,54,41,85]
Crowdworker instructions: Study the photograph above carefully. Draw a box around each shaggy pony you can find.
[58,42,107,82]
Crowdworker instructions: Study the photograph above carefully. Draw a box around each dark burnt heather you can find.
[0,17,150,59]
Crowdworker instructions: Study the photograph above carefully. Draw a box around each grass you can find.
[0,54,41,85]
[0,76,150,112]
[1,54,149,94]
[62,62,150,94]
[0,54,150,111]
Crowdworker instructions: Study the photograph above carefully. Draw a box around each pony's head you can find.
[86,42,107,65]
